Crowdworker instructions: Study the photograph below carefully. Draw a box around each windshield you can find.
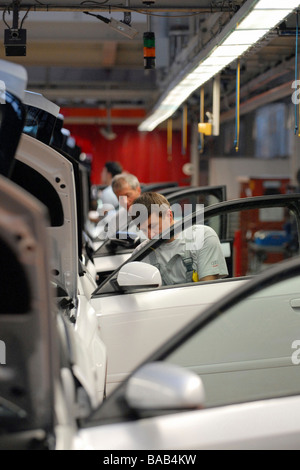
[0,237,31,314]
[10,160,64,227]
[23,105,57,145]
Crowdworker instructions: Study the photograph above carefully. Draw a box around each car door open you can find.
[0,176,58,449]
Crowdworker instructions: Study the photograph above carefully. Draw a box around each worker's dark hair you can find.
[105,161,123,177]
[130,192,170,224]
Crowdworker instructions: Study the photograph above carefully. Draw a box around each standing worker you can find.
[99,161,123,211]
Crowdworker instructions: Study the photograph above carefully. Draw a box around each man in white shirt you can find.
[92,172,142,241]
[87,161,122,229]
[99,161,123,211]
[130,192,228,285]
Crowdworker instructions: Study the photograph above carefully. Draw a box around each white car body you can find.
[74,254,300,450]
[76,396,300,450]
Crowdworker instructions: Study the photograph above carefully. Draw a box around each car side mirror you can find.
[117,261,162,289]
[125,362,205,411]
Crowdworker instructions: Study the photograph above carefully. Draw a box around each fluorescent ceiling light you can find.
[210,45,251,57]
[139,0,300,132]
[201,56,237,67]
[255,0,300,8]
[237,10,291,29]
[222,29,268,45]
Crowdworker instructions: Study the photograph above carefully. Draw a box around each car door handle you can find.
[290,299,300,309]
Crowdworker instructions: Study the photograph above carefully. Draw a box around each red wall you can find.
[64,124,190,186]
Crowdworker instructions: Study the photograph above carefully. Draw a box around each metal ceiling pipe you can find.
[3,5,240,13]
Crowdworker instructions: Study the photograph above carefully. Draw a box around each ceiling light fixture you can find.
[139,0,300,132]
[99,103,117,141]
[83,11,138,40]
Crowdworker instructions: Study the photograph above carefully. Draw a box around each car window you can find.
[165,272,300,408]
[136,205,299,281]
[206,205,299,277]
[93,197,300,296]
[0,91,26,178]
[93,186,226,257]
[11,161,64,227]
[170,191,225,219]
[23,106,56,145]
[0,237,31,314]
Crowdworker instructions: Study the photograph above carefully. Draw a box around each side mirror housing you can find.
[117,261,162,289]
[125,362,205,411]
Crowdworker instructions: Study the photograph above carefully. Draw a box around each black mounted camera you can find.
[4,28,27,57]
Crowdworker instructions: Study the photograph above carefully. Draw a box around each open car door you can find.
[0,176,60,449]
[21,91,96,284]
[9,131,106,407]
[11,133,79,305]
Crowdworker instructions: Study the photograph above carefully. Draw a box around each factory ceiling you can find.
[0,1,298,127]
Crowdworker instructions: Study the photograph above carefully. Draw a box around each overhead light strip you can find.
[139,0,300,132]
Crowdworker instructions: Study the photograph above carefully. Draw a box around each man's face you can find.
[139,210,173,240]
[114,183,141,210]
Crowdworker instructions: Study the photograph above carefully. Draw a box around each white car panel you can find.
[15,133,79,302]
[166,274,300,407]
[75,289,107,404]
[91,278,248,394]
[74,258,300,451]
[14,132,107,407]
[75,395,300,450]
